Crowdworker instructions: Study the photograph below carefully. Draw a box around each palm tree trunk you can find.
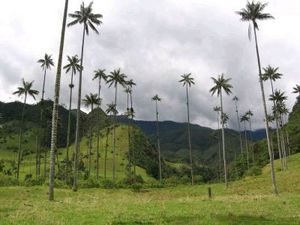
[66,72,74,160]
[41,68,47,101]
[186,85,194,185]
[96,77,102,180]
[244,122,249,170]
[126,92,132,172]
[216,111,222,182]
[73,21,86,192]
[220,91,227,187]
[253,24,278,195]
[234,102,243,154]
[104,127,109,179]
[155,101,162,182]
[129,92,136,175]
[48,0,68,201]
[112,84,118,181]
[16,94,27,180]
[88,105,94,176]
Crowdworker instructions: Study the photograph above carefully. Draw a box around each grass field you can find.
[1,154,300,225]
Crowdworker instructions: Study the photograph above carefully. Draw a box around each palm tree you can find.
[262,65,283,169]
[106,69,127,181]
[270,90,288,169]
[48,0,69,201]
[37,54,54,101]
[210,74,232,187]
[68,1,103,191]
[292,84,300,102]
[221,112,229,128]
[241,114,250,170]
[213,106,222,182]
[236,0,278,195]
[179,73,195,185]
[233,96,243,154]
[93,69,107,179]
[152,94,162,182]
[105,103,118,179]
[126,79,136,174]
[246,110,255,164]
[13,79,39,180]
[83,93,101,176]
[63,55,82,161]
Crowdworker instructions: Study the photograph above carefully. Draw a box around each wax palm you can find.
[68,1,102,191]
[13,79,39,180]
[241,114,250,170]
[221,112,229,127]
[236,1,278,195]
[179,73,195,185]
[93,69,107,179]
[292,84,300,96]
[83,93,101,176]
[210,74,232,187]
[126,79,136,117]
[38,53,54,101]
[152,94,162,182]
[246,110,254,163]
[233,96,243,154]
[213,106,222,181]
[106,69,127,181]
[63,55,82,161]
[48,0,69,201]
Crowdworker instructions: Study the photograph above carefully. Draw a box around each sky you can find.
[0,0,299,130]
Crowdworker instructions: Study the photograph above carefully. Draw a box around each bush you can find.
[23,175,45,186]
[122,173,144,185]
[101,179,116,189]
[0,174,19,186]
[78,178,100,188]
[246,166,262,176]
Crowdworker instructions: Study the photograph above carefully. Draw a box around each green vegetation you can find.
[1,153,300,225]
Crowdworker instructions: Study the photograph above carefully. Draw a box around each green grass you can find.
[1,154,300,225]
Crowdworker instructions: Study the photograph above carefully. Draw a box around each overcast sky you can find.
[0,0,299,130]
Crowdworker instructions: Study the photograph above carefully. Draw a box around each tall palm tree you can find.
[13,79,39,180]
[179,73,195,185]
[233,96,243,154]
[213,106,222,182]
[152,94,162,182]
[262,65,283,169]
[63,55,82,161]
[93,69,107,179]
[270,90,288,169]
[210,74,232,187]
[48,0,69,201]
[37,54,54,101]
[68,1,103,191]
[236,0,278,195]
[246,110,255,163]
[106,69,127,181]
[241,114,250,170]
[105,103,118,179]
[126,79,136,174]
[292,84,300,102]
[83,93,101,176]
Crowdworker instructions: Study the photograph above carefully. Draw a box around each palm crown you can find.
[262,65,282,82]
[93,69,107,81]
[179,73,195,87]
[13,79,39,100]
[68,2,103,35]
[209,74,233,96]
[269,90,287,103]
[292,84,300,95]
[64,55,82,74]
[236,1,274,30]
[82,93,101,109]
[106,103,118,115]
[152,94,161,102]
[107,69,127,88]
[213,106,221,112]
[37,53,54,71]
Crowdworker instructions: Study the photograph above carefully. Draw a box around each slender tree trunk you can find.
[48,0,68,201]
[73,22,86,192]
[234,101,243,154]
[253,24,278,195]
[104,127,109,179]
[216,111,222,182]
[126,92,131,172]
[16,94,27,180]
[88,105,94,176]
[96,77,102,180]
[244,122,249,170]
[129,92,136,175]
[112,84,118,181]
[220,91,227,187]
[155,100,162,182]
[185,85,194,185]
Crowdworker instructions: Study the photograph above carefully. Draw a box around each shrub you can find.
[246,166,262,176]
[0,174,19,186]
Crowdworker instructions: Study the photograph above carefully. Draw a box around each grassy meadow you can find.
[1,154,300,225]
